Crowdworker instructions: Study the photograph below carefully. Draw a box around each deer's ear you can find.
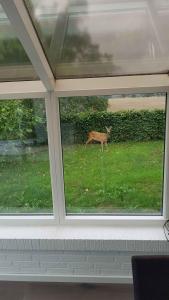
[105,126,108,130]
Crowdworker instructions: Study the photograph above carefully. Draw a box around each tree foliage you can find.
[59,96,108,114]
[0,39,29,65]
[0,99,45,141]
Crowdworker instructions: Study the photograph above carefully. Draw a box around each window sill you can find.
[0,224,167,252]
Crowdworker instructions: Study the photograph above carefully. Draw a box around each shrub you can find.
[0,99,46,142]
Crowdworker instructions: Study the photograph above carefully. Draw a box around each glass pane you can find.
[0,99,53,214]
[25,0,169,78]
[0,4,38,81]
[59,93,166,215]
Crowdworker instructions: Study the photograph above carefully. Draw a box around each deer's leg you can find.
[101,141,104,152]
[86,138,93,145]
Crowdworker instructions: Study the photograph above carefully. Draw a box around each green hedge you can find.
[60,110,165,144]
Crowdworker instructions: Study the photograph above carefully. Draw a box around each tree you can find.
[0,39,29,65]
[0,99,45,141]
[59,96,108,115]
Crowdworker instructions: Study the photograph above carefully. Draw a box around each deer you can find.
[86,126,112,152]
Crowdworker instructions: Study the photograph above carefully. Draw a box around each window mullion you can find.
[45,92,65,224]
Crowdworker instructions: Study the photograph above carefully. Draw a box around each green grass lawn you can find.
[63,141,164,214]
[0,146,53,213]
[0,141,164,214]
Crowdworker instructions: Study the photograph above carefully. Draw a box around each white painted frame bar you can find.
[55,74,169,97]
[45,93,66,224]
[0,81,46,99]
[0,0,55,91]
[0,74,168,99]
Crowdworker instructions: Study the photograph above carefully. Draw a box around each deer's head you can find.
[105,126,112,135]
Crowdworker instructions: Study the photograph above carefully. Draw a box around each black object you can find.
[132,256,169,300]
[163,220,169,241]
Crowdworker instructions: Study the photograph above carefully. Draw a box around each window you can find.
[0,0,169,226]
[0,98,53,214]
[0,92,167,220]
[59,93,166,216]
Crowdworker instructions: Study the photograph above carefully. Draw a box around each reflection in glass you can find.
[26,0,169,78]
[0,99,53,214]
[59,93,166,215]
[0,4,38,81]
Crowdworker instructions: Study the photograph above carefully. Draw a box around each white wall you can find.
[0,238,168,283]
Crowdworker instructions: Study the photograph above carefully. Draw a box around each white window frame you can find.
[0,76,169,227]
[0,83,56,225]
[54,75,169,226]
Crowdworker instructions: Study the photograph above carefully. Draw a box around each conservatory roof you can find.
[0,0,169,90]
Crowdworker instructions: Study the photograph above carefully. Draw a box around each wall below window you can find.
[0,249,132,282]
